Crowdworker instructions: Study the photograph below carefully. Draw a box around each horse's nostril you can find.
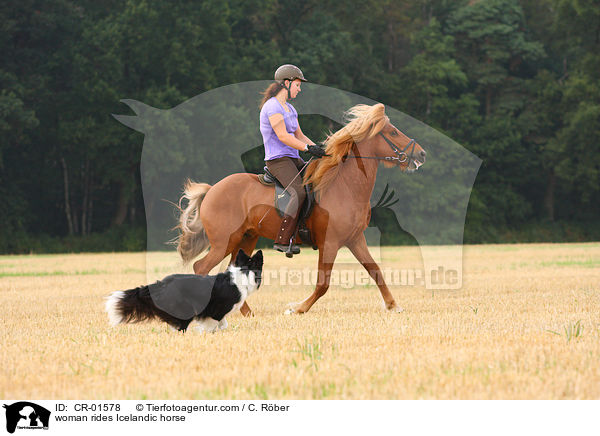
[420,150,426,158]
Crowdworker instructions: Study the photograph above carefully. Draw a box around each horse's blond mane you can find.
[303,103,388,193]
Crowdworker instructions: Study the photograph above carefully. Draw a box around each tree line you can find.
[1,0,599,252]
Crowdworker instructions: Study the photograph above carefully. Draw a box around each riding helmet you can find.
[274,64,307,85]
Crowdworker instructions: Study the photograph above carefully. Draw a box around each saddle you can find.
[258,166,317,249]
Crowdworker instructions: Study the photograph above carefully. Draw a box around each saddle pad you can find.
[274,184,314,219]
[259,168,314,219]
[274,184,292,217]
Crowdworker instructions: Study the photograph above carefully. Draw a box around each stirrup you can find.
[273,241,300,257]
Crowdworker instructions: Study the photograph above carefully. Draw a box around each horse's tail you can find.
[175,179,212,264]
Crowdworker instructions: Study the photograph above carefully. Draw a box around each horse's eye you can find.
[390,131,398,137]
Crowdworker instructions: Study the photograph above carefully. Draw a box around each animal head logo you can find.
[3,402,51,433]
[114,81,481,288]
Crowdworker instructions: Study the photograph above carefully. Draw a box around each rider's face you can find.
[289,79,302,98]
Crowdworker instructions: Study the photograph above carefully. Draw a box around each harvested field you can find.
[1,243,599,399]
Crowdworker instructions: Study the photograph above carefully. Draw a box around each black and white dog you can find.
[105,249,263,333]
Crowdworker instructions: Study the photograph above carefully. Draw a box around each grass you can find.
[291,335,325,371]
[0,269,108,278]
[1,243,599,399]
[547,320,585,343]
[539,259,600,268]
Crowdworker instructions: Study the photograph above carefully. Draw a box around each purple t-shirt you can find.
[260,97,300,160]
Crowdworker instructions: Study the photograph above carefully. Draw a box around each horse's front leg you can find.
[239,302,253,317]
[285,244,338,314]
[347,233,403,312]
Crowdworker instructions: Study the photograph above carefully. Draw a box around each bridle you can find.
[344,132,418,168]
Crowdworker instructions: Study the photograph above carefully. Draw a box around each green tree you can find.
[446,0,546,229]
[400,18,469,126]
[447,0,544,118]
[547,0,600,220]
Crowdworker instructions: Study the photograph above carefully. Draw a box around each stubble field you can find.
[1,243,599,399]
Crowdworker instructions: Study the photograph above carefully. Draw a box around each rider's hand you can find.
[306,144,327,158]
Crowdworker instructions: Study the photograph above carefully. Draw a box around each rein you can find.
[344,133,417,167]
[258,131,418,229]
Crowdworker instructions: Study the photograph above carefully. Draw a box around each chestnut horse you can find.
[176,103,426,316]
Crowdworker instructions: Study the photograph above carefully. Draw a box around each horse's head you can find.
[373,121,426,173]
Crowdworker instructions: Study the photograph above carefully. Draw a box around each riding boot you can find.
[273,213,301,258]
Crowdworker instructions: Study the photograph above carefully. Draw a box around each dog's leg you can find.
[194,318,220,333]
[168,319,192,333]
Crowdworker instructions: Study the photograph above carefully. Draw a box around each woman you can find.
[259,64,326,256]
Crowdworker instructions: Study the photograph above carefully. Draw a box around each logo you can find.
[3,402,50,433]
[114,81,481,289]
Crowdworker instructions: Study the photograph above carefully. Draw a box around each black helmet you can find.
[274,64,307,85]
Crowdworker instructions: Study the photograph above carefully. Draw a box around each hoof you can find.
[284,302,304,315]
[384,302,404,313]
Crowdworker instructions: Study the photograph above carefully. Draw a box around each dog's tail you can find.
[105,286,166,326]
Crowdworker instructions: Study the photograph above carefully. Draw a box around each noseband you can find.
[345,132,418,168]
[378,133,417,165]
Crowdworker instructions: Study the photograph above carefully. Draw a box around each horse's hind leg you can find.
[347,233,402,312]
[192,244,229,275]
[228,233,260,263]
[192,225,247,274]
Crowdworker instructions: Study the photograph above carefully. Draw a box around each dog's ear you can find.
[235,249,250,266]
[251,250,263,268]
